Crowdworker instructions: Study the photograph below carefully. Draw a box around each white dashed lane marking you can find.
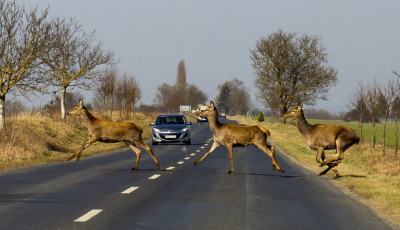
[184,157,190,160]
[148,174,161,180]
[196,150,201,152]
[166,166,175,171]
[121,187,139,194]
[177,161,184,165]
[201,147,205,149]
[74,209,103,222]
[190,153,195,156]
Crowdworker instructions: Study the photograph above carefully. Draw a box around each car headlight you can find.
[153,128,160,133]
[181,127,189,132]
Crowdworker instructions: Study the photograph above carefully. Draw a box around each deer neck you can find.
[82,108,97,124]
[294,111,313,138]
[208,111,222,134]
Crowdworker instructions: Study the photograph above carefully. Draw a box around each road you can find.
[0,119,395,230]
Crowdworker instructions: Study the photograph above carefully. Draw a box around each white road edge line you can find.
[148,174,161,180]
[121,186,139,194]
[74,209,103,222]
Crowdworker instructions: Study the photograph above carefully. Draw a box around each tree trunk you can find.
[395,117,398,158]
[60,87,67,120]
[280,105,288,124]
[359,111,363,142]
[372,116,376,149]
[0,95,6,130]
[110,96,114,120]
[382,114,388,156]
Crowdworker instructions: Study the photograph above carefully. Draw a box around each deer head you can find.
[68,100,85,116]
[281,103,303,120]
[197,101,217,117]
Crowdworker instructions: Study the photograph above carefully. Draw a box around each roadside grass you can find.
[230,115,400,227]
[0,112,157,172]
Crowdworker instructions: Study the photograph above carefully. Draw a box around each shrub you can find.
[257,110,265,122]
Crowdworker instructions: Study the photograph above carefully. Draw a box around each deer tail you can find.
[258,126,271,136]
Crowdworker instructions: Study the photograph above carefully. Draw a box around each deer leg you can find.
[193,141,220,165]
[135,141,161,170]
[316,148,325,164]
[255,143,285,172]
[125,141,142,171]
[67,137,97,161]
[319,162,339,176]
[321,141,345,166]
[226,143,234,174]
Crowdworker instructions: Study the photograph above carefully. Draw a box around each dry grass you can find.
[0,111,156,172]
[230,115,400,228]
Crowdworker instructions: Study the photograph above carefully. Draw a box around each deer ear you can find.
[79,100,83,107]
[297,103,303,110]
[210,101,215,108]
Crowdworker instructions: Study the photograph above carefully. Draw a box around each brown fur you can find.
[193,101,284,174]
[67,100,161,171]
[281,104,360,176]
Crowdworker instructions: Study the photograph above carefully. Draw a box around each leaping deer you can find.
[67,100,161,171]
[281,104,360,176]
[193,101,285,174]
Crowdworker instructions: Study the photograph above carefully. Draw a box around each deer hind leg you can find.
[67,137,97,161]
[135,140,161,170]
[319,162,340,177]
[321,140,345,166]
[316,147,325,164]
[254,142,285,172]
[193,141,220,165]
[125,141,142,171]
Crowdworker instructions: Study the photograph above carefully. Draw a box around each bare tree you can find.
[366,79,383,148]
[216,79,251,115]
[381,75,400,155]
[154,83,173,112]
[97,66,117,119]
[0,0,50,130]
[347,80,368,142]
[186,84,208,108]
[251,29,337,118]
[392,96,400,158]
[42,17,115,120]
[115,73,141,119]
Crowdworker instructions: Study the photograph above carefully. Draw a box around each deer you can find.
[281,104,360,176]
[66,100,161,171]
[193,101,285,174]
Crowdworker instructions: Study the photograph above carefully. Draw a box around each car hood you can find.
[154,124,188,132]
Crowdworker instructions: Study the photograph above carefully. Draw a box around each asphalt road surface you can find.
[0,119,395,230]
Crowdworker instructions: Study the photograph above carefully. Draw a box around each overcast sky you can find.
[19,0,400,113]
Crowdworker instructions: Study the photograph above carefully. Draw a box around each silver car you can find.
[150,114,192,145]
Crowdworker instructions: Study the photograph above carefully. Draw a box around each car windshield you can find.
[156,116,186,125]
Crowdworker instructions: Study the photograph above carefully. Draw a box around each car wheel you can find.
[185,139,191,145]
[152,140,158,145]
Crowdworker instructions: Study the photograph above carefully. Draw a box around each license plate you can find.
[165,135,176,139]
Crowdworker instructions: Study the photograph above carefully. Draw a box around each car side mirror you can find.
[150,122,155,126]
[187,122,192,125]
